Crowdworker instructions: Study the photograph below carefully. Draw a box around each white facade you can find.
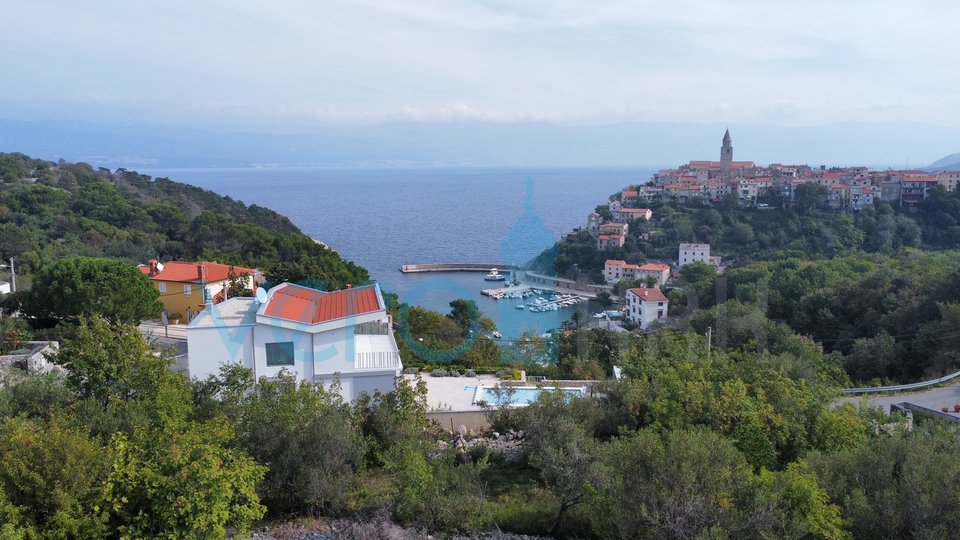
[0,281,9,295]
[187,283,402,401]
[625,288,669,330]
[678,243,711,268]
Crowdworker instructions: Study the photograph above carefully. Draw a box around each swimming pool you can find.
[473,385,585,406]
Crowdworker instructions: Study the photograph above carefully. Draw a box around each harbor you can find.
[396,263,606,336]
[481,284,588,312]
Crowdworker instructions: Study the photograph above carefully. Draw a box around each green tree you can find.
[24,257,162,324]
[238,374,363,515]
[522,391,607,536]
[104,420,266,539]
[0,417,110,538]
[795,183,830,214]
[51,318,175,408]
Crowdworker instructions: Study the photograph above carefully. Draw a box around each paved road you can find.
[139,322,187,341]
[839,382,960,415]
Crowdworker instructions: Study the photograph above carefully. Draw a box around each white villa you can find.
[625,287,669,330]
[187,282,402,401]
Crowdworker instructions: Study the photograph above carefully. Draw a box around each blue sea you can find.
[141,167,656,337]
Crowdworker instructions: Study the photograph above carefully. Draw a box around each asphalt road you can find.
[839,383,960,416]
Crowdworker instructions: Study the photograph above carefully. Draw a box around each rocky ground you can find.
[439,426,527,463]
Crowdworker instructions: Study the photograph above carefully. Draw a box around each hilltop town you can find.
[632,129,959,209]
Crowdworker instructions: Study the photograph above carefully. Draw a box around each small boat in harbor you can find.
[484,268,506,281]
[515,304,525,309]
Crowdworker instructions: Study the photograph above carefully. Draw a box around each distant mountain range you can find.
[928,153,960,171]
[2,118,959,169]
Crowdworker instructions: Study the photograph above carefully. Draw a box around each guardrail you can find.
[842,369,960,394]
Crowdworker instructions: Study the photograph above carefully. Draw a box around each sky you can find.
[2,1,960,131]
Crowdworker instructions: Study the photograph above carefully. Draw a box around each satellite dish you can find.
[255,288,268,304]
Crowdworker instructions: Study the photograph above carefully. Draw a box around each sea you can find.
[140,167,656,338]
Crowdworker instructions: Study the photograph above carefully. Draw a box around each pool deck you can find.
[406,373,501,412]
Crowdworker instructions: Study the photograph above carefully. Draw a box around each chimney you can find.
[148,259,159,277]
[197,263,205,283]
[346,284,352,289]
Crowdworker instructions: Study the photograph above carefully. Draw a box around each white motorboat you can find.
[484,268,506,281]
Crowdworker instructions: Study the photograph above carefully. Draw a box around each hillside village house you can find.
[613,207,653,223]
[604,259,671,286]
[0,281,9,296]
[138,259,260,321]
[187,282,402,401]
[678,243,711,268]
[625,287,669,330]
[596,233,625,250]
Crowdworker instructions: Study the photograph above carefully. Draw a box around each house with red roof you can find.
[625,288,669,330]
[187,282,401,401]
[597,233,625,250]
[137,259,260,321]
[604,259,671,286]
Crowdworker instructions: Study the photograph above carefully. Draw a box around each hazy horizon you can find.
[5,1,960,132]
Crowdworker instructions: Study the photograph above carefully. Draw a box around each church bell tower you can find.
[720,129,733,180]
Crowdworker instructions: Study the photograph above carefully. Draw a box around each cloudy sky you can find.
[2,0,959,131]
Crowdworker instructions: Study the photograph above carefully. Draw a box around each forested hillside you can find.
[0,152,368,289]
[545,188,960,281]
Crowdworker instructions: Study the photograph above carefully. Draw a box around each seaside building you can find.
[138,259,260,321]
[613,207,653,223]
[625,287,669,330]
[678,243,711,268]
[597,234,625,250]
[187,282,402,402]
[604,259,671,286]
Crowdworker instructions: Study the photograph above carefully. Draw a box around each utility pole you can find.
[706,326,712,360]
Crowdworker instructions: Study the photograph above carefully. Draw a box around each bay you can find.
[141,167,656,337]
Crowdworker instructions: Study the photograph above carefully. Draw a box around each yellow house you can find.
[137,260,259,321]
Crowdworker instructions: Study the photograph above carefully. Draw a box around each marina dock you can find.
[400,263,518,273]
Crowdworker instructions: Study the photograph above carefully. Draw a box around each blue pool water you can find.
[476,385,584,405]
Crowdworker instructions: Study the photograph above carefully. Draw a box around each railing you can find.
[355,321,390,335]
[842,369,960,394]
[355,351,401,370]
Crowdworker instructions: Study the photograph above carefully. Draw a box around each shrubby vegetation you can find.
[679,251,960,383]
[2,315,951,539]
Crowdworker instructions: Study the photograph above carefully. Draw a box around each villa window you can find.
[184,284,192,296]
[158,282,167,293]
[266,342,295,366]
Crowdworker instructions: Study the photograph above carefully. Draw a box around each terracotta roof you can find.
[627,287,669,303]
[606,259,627,266]
[263,283,382,325]
[621,190,639,197]
[138,260,256,284]
[638,263,670,272]
[620,208,652,213]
